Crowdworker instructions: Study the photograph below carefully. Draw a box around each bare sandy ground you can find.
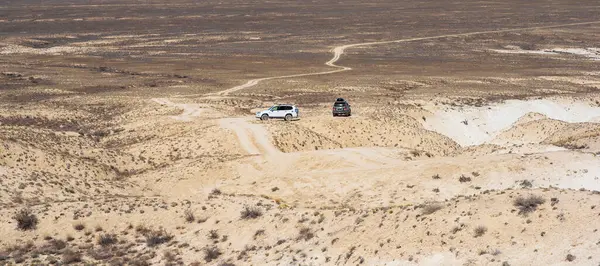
[2,1,600,265]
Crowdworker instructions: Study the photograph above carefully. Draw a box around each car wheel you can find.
[261,114,269,121]
[284,114,292,121]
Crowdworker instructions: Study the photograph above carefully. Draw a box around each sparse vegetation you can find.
[1,2,599,265]
[208,230,219,240]
[519,180,533,188]
[204,246,222,262]
[184,209,195,223]
[254,229,265,239]
[421,203,443,215]
[144,229,173,247]
[73,223,85,231]
[62,249,82,264]
[97,234,117,246]
[13,208,38,230]
[240,206,263,219]
[459,175,471,183]
[514,195,545,215]
[566,254,576,262]
[410,150,422,157]
[297,227,315,241]
[473,226,487,237]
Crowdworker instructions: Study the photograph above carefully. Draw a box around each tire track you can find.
[213,20,600,96]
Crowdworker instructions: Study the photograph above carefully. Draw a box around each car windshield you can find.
[334,102,346,106]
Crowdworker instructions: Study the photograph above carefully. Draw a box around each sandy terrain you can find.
[2,0,600,265]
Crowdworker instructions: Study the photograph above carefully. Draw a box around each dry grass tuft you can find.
[514,195,545,215]
[421,203,443,215]
[73,223,85,231]
[204,246,222,262]
[240,206,262,219]
[13,208,38,230]
[62,249,82,264]
[97,234,117,247]
[144,229,173,247]
[297,227,315,241]
[184,209,195,223]
[473,225,487,237]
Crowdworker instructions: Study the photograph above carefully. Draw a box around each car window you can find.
[282,106,292,110]
[334,102,346,106]
[270,106,279,111]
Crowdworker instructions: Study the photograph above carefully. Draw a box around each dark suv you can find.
[332,98,351,117]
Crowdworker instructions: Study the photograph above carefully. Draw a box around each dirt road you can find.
[216,20,600,96]
[219,118,281,156]
[152,98,203,121]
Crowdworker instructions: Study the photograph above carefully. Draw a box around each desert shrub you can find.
[459,175,471,183]
[62,249,82,264]
[144,229,173,247]
[204,246,221,262]
[240,206,262,219]
[432,174,441,179]
[297,227,314,241]
[451,226,462,234]
[184,209,195,223]
[73,223,85,231]
[208,230,219,240]
[135,224,150,234]
[513,195,545,215]
[410,150,422,157]
[163,250,176,263]
[13,208,38,230]
[421,203,443,215]
[566,254,576,262]
[211,188,222,195]
[473,226,487,237]
[519,180,533,188]
[253,229,265,239]
[97,234,117,247]
[219,263,236,266]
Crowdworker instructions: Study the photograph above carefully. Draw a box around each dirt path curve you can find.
[210,20,600,96]
[219,118,281,156]
[152,98,203,121]
[151,97,280,156]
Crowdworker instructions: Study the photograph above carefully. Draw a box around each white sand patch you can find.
[550,48,600,60]
[490,46,600,60]
[371,252,462,266]
[0,44,99,55]
[490,48,558,55]
[424,99,600,146]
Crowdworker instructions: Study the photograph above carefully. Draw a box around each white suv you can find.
[256,104,299,121]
